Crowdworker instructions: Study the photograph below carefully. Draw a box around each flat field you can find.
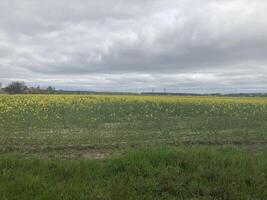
[1,94,267,199]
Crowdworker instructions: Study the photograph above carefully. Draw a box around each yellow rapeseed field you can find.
[0,94,267,146]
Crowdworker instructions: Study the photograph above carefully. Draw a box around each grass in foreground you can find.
[1,147,267,200]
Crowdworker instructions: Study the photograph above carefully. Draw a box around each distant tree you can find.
[4,81,27,94]
[47,86,55,94]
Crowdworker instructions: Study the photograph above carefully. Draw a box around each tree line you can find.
[0,81,56,94]
[1,81,267,97]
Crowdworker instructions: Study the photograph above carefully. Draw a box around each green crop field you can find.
[1,94,267,199]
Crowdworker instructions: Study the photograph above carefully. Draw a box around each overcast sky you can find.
[0,0,267,93]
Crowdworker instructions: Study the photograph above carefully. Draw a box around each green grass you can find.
[1,147,267,200]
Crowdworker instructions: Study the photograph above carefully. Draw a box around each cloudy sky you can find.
[0,0,267,93]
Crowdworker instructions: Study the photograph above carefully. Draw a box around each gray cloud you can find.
[0,0,267,92]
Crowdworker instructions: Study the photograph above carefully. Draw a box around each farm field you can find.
[1,94,267,199]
